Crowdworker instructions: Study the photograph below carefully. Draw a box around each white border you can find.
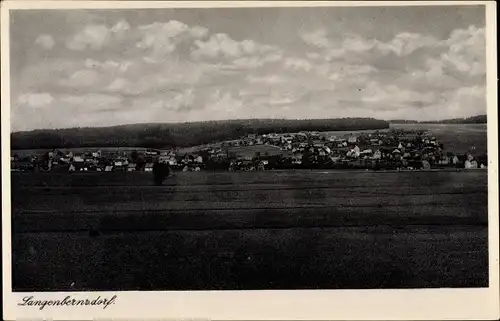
[2,1,499,320]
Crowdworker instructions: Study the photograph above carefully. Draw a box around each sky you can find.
[9,5,487,132]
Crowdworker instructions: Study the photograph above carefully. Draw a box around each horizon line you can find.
[10,114,486,134]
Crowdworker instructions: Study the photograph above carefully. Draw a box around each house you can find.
[167,157,177,166]
[144,163,154,172]
[465,160,478,169]
[127,163,136,171]
[361,149,373,155]
[347,145,361,158]
[373,150,382,159]
[104,165,113,172]
[73,155,84,163]
[348,136,357,144]
[195,156,203,163]
[438,157,450,165]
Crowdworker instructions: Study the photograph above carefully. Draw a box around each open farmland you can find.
[391,123,488,155]
[11,170,488,291]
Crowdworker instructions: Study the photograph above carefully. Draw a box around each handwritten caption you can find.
[18,295,117,310]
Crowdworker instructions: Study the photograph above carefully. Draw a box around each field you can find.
[11,170,488,291]
[391,123,488,155]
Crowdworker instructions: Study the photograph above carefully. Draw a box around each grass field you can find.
[391,123,487,155]
[11,170,488,291]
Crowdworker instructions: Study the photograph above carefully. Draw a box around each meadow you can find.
[11,170,488,291]
[391,123,488,155]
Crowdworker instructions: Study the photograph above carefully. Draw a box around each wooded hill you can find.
[11,118,389,150]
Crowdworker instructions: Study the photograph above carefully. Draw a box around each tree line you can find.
[11,118,389,150]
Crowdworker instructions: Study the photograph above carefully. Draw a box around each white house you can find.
[465,160,478,169]
[168,157,177,166]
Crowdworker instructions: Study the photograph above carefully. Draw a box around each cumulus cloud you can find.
[11,12,487,131]
[35,34,55,50]
[191,32,277,61]
[284,57,313,72]
[300,29,332,48]
[18,93,54,108]
[67,24,111,50]
[60,93,123,111]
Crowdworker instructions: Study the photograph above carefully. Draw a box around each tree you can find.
[131,150,139,162]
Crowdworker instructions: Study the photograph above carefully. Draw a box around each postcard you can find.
[2,1,499,320]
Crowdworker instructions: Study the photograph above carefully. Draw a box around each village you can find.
[11,128,487,173]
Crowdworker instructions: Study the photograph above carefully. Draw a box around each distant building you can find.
[144,163,154,172]
[465,160,478,169]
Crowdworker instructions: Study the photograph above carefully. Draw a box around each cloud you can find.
[18,93,54,108]
[62,69,102,88]
[300,29,332,48]
[284,57,313,72]
[440,26,485,76]
[376,32,439,56]
[12,14,486,131]
[67,24,111,50]
[60,93,123,111]
[111,19,131,33]
[246,74,288,84]
[191,32,277,61]
[191,33,243,59]
[210,90,243,112]
[34,34,55,50]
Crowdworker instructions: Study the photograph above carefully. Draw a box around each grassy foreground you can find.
[11,170,488,291]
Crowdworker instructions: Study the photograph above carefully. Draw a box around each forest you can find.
[11,118,389,150]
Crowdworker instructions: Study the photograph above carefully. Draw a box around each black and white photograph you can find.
[2,1,499,320]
